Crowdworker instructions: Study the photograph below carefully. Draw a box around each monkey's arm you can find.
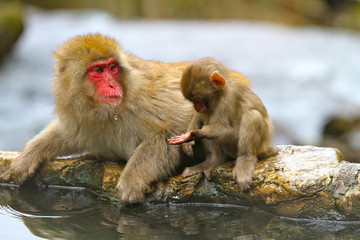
[117,136,180,203]
[168,131,194,144]
[168,123,235,144]
[168,115,202,157]
[168,114,202,144]
[9,119,79,183]
[168,124,238,145]
[189,124,237,141]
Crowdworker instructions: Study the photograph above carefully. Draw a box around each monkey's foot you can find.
[181,165,213,181]
[116,176,146,204]
[232,159,256,191]
[181,142,195,158]
[257,146,280,160]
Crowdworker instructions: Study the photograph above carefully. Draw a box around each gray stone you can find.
[2,145,358,220]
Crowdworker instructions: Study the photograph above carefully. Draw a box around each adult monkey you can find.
[6,33,250,203]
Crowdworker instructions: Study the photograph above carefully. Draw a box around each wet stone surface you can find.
[1,145,359,220]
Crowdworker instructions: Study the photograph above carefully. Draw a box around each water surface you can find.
[1,7,360,240]
[1,8,360,150]
[1,186,360,239]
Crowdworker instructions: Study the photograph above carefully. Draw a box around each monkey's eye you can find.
[94,67,104,74]
[109,64,117,72]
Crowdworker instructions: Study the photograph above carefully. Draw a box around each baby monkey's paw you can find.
[181,163,214,181]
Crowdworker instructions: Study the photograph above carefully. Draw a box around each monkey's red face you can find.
[87,58,122,104]
[192,99,208,114]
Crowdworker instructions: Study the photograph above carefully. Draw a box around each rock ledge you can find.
[1,145,359,220]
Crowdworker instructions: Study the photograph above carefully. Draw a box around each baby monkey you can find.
[168,57,278,191]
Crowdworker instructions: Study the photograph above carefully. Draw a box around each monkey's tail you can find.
[257,146,280,160]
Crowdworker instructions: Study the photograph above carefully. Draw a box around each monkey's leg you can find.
[233,109,266,191]
[257,146,280,160]
[117,136,181,204]
[181,142,224,181]
[181,141,195,158]
[181,156,218,180]
[194,124,237,141]
[6,120,79,184]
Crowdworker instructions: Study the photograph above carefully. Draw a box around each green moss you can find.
[0,1,24,60]
[323,117,355,138]
[64,161,104,189]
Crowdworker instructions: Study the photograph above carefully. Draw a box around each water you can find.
[1,7,360,239]
[1,8,360,151]
[1,185,360,240]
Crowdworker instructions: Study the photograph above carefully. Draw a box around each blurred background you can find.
[1,0,360,162]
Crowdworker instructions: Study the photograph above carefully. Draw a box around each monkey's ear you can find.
[210,71,225,89]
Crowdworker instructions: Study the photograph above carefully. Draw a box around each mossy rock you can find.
[2,145,360,220]
[0,1,24,61]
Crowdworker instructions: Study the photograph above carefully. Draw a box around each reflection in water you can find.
[0,186,272,239]
[0,186,122,240]
[1,186,360,239]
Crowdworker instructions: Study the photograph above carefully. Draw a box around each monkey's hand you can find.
[117,174,147,204]
[116,138,164,204]
[181,141,195,157]
[182,166,213,181]
[7,120,75,185]
[181,157,219,181]
[232,156,257,192]
[0,170,12,183]
[168,131,199,145]
[10,153,42,184]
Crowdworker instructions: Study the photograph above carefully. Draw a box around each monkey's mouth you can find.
[99,94,122,104]
[193,100,208,113]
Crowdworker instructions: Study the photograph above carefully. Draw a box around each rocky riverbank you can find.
[2,145,359,220]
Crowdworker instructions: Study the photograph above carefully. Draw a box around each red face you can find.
[192,99,207,113]
[87,58,122,104]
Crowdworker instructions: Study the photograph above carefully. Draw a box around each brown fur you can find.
[6,34,250,203]
[177,57,278,191]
